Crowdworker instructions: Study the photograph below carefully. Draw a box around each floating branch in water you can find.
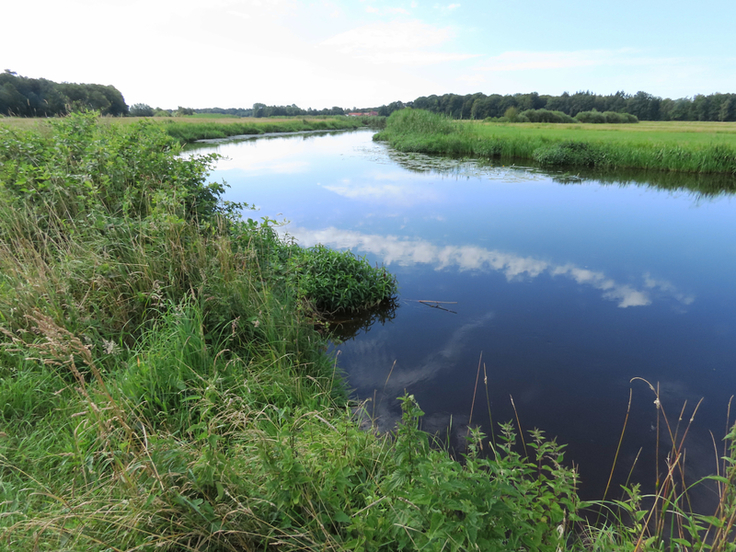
[408,299,458,314]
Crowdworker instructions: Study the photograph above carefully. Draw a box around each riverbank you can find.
[0,114,587,551]
[159,116,381,143]
[0,114,384,144]
[375,110,736,177]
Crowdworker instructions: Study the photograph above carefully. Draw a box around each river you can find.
[195,128,736,505]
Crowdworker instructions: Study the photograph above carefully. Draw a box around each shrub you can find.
[575,110,639,124]
[533,140,611,168]
[520,109,578,124]
[290,245,397,313]
[504,106,519,122]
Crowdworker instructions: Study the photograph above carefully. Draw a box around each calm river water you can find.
[197,129,736,504]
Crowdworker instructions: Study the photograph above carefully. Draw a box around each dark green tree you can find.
[130,103,155,117]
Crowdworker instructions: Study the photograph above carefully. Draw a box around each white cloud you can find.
[323,20,451,52]
[644,273,695,305]
[322,182,441,204]
[321,20,474,65]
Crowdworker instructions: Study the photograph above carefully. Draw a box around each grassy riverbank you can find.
[1,114,735,551]
[0,113,581,551]
[0,114,384,144]
[375,110,736,177]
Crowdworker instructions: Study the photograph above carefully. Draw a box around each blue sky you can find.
[3,0,734,109]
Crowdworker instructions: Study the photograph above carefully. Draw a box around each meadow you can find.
[375,110,736,179]
[1,113,735,551]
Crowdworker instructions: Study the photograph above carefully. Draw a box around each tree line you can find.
[128,103,352,118]
[3,69,734,123]
[0,71,128,117]
[378,90,736,122]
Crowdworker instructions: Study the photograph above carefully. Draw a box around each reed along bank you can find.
[374,109,736,180]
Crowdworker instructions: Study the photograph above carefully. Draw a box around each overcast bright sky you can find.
[3,0,735,110]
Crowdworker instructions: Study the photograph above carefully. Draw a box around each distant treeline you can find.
[4,69,735,123]
[195,104,353,118]
[378,91,736,122]
[127,103,355,118]
[0,71,128,117]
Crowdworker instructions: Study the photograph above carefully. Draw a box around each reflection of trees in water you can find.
[323,298,399,343]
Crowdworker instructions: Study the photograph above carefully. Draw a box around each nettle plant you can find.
[344,395,581,552]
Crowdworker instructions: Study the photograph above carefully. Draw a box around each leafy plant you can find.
[289,244,397,314]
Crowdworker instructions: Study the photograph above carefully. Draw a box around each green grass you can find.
[375,110,736,178]
[160,117,369,143]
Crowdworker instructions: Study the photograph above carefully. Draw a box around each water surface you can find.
[200,129,736,504]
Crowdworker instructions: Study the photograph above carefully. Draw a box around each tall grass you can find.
[161,117,368,144]
[577,380,736,551]
[376,110,736,177]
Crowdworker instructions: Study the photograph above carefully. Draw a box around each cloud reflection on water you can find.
[321,180,441,205]
[285,226,694,309]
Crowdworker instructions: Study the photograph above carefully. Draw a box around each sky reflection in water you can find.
[205,130,736,502]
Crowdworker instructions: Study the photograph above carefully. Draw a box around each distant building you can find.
[346,111,379,117]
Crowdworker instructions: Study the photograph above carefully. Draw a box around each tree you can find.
[130,103,155,117]
[626,91,661,121]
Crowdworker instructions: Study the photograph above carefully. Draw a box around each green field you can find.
[469,119,736,147]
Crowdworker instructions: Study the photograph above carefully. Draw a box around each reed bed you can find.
[0,114,376,144]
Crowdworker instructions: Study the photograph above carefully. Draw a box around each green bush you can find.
[533,140,612,168]
[575,110,639,124]
[290,245,397,313]
[346,395,581,551]
[520,109,578,124]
